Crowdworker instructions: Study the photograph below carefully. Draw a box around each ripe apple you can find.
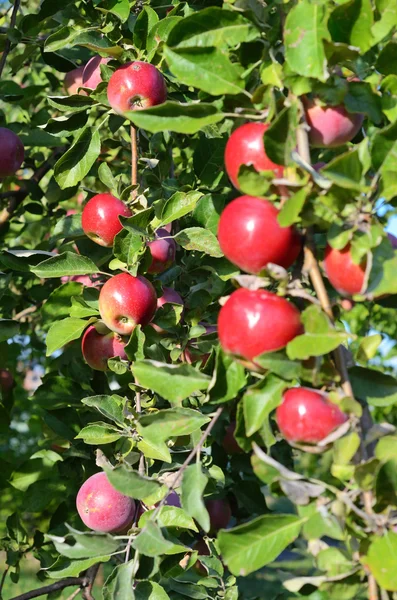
[81,325,128,371]
[224,123,284,190]
[99,273,157,335]
[147,228,176,274]
[218,196,301,273]
[76,472,135,533]
[222,422,243,455]
[218,289,302,362]
[82,56,110,90]
[206,498,232,533]
[64,66,85,95]
[81,193,132,247]
[107,61,167,115]
[303,97,364,148]
[324,244,366,296]
[0,128,24,178]
[276,387,348,444]
[151,287,184,334]
[0,369,14,394]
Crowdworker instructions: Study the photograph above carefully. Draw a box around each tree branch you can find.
[0,0,20,78]
[9,577,84,600]
[81,563,100,600]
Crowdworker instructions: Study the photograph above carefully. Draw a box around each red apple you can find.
[192,539,210,575]
[81,325,128,371]
[224,123,284,190]
[303,97,364,148]
[218,289,302,362]
[82,56,110,90]
[0,369,14,394]
[81,193,132,247]
[0,128,24,178]
[222,422,243,455]
[147,228,176,274]
[276,387,348,444]
[99,273,157,335]
[64,66,85,96]
[107,61,167,115]
[218,196,301,274]
[76,472,135,533]
[324,244,366,296]
[206,498,232,533]
[151,287,184,334]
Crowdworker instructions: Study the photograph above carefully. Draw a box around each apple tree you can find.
[1,0,397,599]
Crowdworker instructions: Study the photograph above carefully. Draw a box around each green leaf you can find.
[174,227,223,258]
[328,0,374,53]
[367,532,397,591]
[0,319,19,343]
[124,102,224,134]
[277,187,310,226]
[135,581,170,600]
[43,112,89,137]
[371,0,397,46]
[47,532,119,559]
[350,366,397,407]
[54,127,101,189]
[81,395,125,425]
[46,317,94,356]
[132,521,174,557]
[321,149,365,191]
[164,47,244,96]
[243,375,287,437]
[103,561,135,600]
[48,95,96,113]
[50,214,84,243]
[284,0,330,81]
[125,326,145,362]
[45,27,122,57]
[75,422,123,445]
[138,407,210,441]
[158,191,203,226]
[47,555,110,579]
[253,351,301,380]
[139,506,198,532]
[167,8,258,49]
[98,162,117,193]
[131,361,211,404]
[134,6,159,51]
[137,437,171,464]
[32,252,98,278]
[181,463,210,533]
[100,0,131,23]
[218,514,305,576]
[264,105,299,166]
[356,334,382,362]
[105,465,161,500]
[208,349,247,404]
[376,40,397,76]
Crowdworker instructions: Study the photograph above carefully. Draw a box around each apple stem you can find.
[0,0,20,78]
[131,125,138,199]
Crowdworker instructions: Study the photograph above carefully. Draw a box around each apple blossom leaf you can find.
[81,395,125,426]
[75,422,124,445]
[218,514,305,576]
[103,561,135,600]
[32,252,98,278]
[284,0,330,82]
[328,0,374,54]
[50,214,84,243]
[137,407,210,441]
[163,47,244,96]
[207,348,247,404]
[45,317,96,356]
[135,582,170,600]
[167,8,258,49]
[104,464,161,500]
[174,228,223,258]
[47,555,111,579]
[181,463,210,533]
[243,375,287,437]
[139,506,198,532]
[131,360,211,404]
[349,366,397,407]
[0,319,20,343]
[366,532,397,591]
[46,531,120,559]
[124,101,225,135]
[54,127,101,189]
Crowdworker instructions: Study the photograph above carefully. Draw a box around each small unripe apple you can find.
[206,498,232,533]
[152,287,184,334]
[0,128,24,178]
[81,193,132,247]
[99,273,157,335]
[276,387,348,444]
[64,66,85,96]
[218,289,302,362]
[76,472,135,533]
[107,61,167,115]
[82,56,110,90]
[147,228,176,274]
[224,123,284,190]
[0,369,14,394]
[324,244,366,296]
[218,196,301,273]
[303,97,364,148]
[222,422,243,455]
[81,325,128,371]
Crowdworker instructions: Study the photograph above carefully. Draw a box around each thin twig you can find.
[9,577,84,600]
[65,587,82,600]
[13,305,37,321]
[0,0,21,78]
[131,125,138,199]
[0,566,9,598]
[81,564,100,600]
[368,573,379,600]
